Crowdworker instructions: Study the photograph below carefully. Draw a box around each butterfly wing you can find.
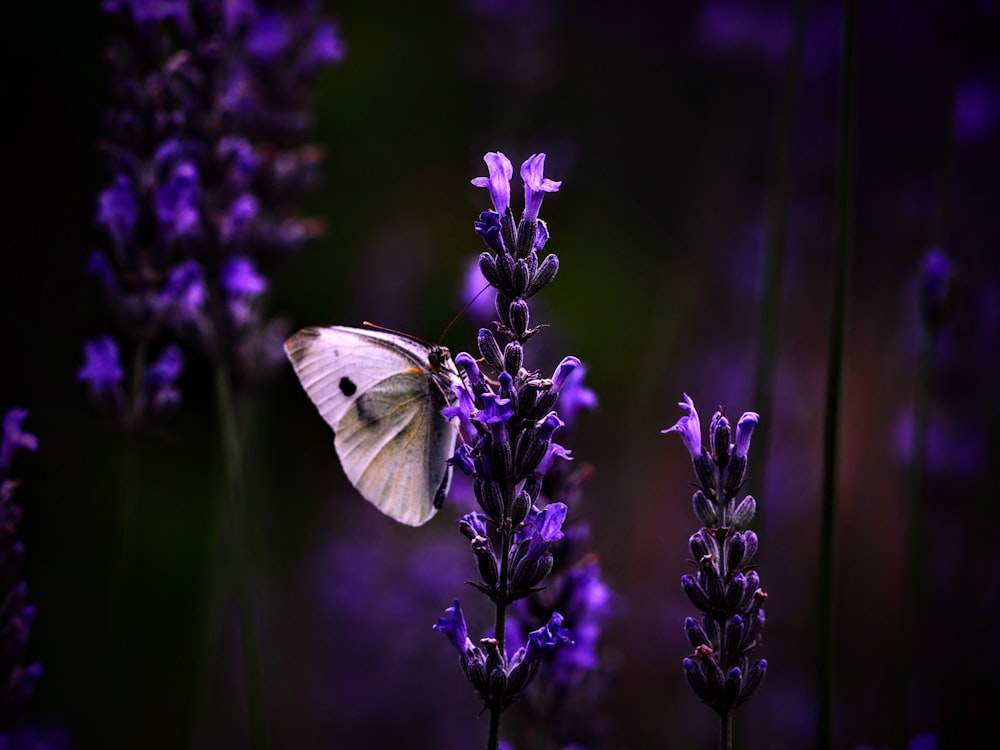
[284,326,459,526]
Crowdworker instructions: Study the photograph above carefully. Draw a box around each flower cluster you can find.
[434,152,577,728]
[0,410,42,730]
[82,0,342,423]
[435,599,570,715]
[510,515,615,749]
[664,394,767,717]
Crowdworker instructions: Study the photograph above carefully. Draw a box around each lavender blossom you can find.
[918,247,956,333]
[0,410,42,731]
[436,152,591,748]
[86,0,342,424]
[664,395,767,733]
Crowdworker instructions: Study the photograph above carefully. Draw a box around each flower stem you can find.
[488,527,513,750]
[104,338,147,745]
[720,710,733,750]
[214,364,268,750]
[890,329,935,749]
[817,1,858,748]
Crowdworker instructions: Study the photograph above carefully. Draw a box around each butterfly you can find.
[284,325,464,526]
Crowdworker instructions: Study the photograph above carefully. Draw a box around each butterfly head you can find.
[427,345,452,372]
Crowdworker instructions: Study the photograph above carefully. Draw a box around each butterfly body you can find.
[284,326,462,526]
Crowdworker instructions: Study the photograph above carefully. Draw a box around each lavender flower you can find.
[435,152,588,748]
[664,395,767,729]
[0,410,42,731]
[86,0,342,424]
[918,247,956,333]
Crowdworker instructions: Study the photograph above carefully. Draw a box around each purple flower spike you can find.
[534,502,568,544]
[145,345,185,410]
[454,351,482,385]
[441,383,476,429]
[471,151,514,215]
[161,260,207,324]
[433,599,473,653]
[459,511,491,539]
[308,20,347,66]
[662,393,703,458]
[536,442,573,475]
[520,153,562,224]
[517,501,568,559]
[86,252,118,296]
[919,247,955,330]
[155,161,201,238]
[523,611,572,664]
[536,412,565,441]
[476,392,515,425]
[448,444,477,476]
[78,336,126,398]
[97,174,137,250]
[734,411,760,459]
[551,356,582,391]
[0,410,38,471]
[222,256,268,298]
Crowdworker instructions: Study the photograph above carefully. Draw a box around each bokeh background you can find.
[3,0,999,748]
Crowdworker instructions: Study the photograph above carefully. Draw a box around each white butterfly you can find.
[284,325,464,526]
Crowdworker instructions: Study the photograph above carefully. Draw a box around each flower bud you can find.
[475,478,504,519]
[478,328,504,372]
[509,298,530,339]
[693,490,717,527]
[726,532,747,571]
[478,251,499,287]
[511,258,530,297]
[526,253,559,297]
[503,342,523,376]
[682,574,711,612]
[731,495,756,530]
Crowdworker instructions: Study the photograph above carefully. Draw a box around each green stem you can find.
[818,2,857,749]
[104,338,148,746]
[720,710,732,750]
[214,364,268,750]
[488,526,513,750]
[890,330,935,749]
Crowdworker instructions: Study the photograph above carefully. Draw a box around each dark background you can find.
[2,1,999,748]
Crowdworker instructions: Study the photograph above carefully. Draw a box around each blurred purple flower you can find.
[919,247,956,331]
[145,345,185,410]
[88,0,343,423]
[77,336,126,401]
[953,78,999,145]
[0,411,38,472]
[0,409,41,728]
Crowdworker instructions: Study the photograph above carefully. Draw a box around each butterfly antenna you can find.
[439,283,491,342]
[362,320,429,346]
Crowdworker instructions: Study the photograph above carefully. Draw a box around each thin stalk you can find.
[817,2,857,750]
[890,330,935,749]
[104,337,148,746]
[488,528,513,750]
[214,364,268,750]
[720,710,732,750]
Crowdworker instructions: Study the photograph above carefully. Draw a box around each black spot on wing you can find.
[339,377,357,396]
